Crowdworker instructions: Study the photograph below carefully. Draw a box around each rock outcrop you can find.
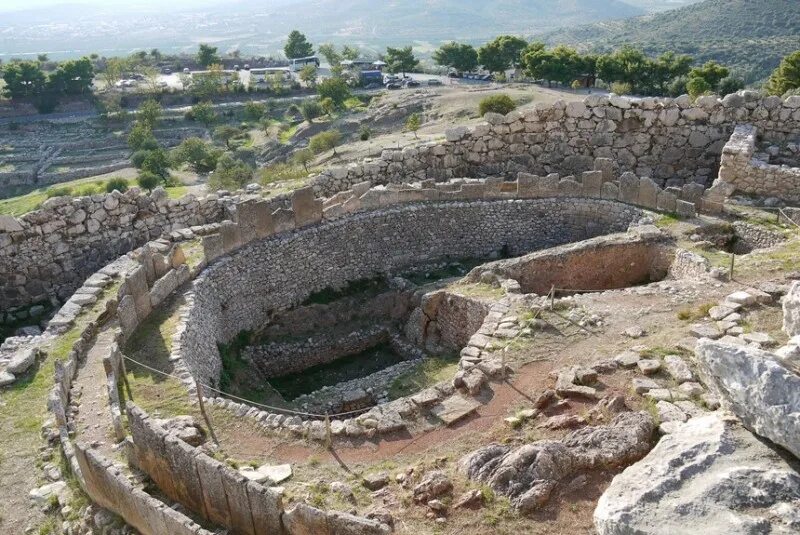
[459,412,654,513]
[783,281,800,337]
[594,414,800,535]
[695,339,800,459]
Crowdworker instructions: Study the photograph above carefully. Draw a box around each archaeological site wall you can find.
[179,197,644,387]
[309,93,800,197]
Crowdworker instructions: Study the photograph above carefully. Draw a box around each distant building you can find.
[342,59,385,72]
[360,70,383,84]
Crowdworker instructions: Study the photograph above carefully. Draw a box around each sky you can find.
[0,0,226,12]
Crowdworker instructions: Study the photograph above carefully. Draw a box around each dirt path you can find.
[72,326,119,459]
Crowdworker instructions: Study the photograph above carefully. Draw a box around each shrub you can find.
[190,101,217,126]
[686,76,712,100]
[171,137,221,172]
[259,162,308,185]
[299,100,323,122]
[309,129,343,156]
[718,76,744,97]
[128,122,155,151]
[571,80,583,90]
[137,172,161,191]
[292,148,315,172]
[243,101,267,121]
[209,154,254,190]
[105,178,129,193]
[478,94,516,116]
[141,148,171,179]
[610,82,633,95]
[45,186,73,199]
[316,77,351,107]
[130,150,150,169]
[359,125,371,141]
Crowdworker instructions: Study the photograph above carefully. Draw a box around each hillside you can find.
[540,0,800,83]
[0,0,643,60]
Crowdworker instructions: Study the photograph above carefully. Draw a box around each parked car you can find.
[447,72,461,78]
[383,75,400,84]
[183,68,191,74]
[244,64,251,70]
[234,65,240,71]
[161,67,172,75]
[404,79,420,88]
[427,79,443,86]
[385,82,401,90]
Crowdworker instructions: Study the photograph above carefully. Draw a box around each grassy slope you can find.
[539,0,800,83]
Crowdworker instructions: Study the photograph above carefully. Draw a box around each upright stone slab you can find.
[601,182,620,200]
[582,171,603,197]
[681,182,705,204]
[234,200,260,243]
[220,221,242,253]
[539,174,559,196]
[619,172,640,204]
[558,177,582,196]
[118,294,139,338]
[125,265,151,321]
[676,200,696,219]
[517,173,540,198]
[272,208,295,233]
[594,158,615,182]
[202,234,224,263]
[292,187,323,228]
[657,190,678,213]
[638,178,659,209]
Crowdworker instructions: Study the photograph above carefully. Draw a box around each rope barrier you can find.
[121,353,375,420]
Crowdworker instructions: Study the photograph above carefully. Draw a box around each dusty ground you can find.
[115,212,798,535]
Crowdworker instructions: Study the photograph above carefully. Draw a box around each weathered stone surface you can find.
[594,415,800,535]
[695,340,800,458]
[413,471,452,503]
[783,281,800,337]
[460,412,654,513]
[663,355,693,384]
[430,395,481,425]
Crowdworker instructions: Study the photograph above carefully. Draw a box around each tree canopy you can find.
[197,44,221,68]
[767,50,800,96]
[284,30,314,59]
[385,46,419,76]
[433,42,478,73]
[478,35,528,73]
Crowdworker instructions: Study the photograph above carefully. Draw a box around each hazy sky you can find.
[0,0,230,11]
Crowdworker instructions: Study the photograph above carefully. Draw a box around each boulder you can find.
[7,347,38,375]
[783,281,800,337]
[695,340,800,459]
[594,414,800,535]
[413,471,452,503]
[460,412,654,513]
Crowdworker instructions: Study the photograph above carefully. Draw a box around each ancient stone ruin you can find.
[2,91,800,535]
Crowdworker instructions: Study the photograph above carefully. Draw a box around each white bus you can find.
[290,56,320,72]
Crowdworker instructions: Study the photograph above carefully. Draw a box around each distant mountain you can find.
[0,0,644,60]
[540,0,800,83]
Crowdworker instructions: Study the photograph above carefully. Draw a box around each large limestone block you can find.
[594,415,800,535]
[292,186,323,228]
[695,339,800,459]
[782,281,800,337]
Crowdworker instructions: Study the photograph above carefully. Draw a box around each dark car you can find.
[427,79,443,86]
[385,82,402,90]
[447,72,461,78]
[404,79,420,88]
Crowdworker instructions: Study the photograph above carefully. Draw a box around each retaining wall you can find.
[718,124,800,202]
[308,93,800,197]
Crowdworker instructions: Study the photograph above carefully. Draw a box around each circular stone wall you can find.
[178,198,644,387]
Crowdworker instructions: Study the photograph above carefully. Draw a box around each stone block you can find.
[193,453,232,528]
[656,190,678,213]
[601,182,620,200]
[594,158,615,182]
[638,177,659,209]
[581,171,603,197]
[201,234,224,263]
[558,178,582,196]
[619,172,640,204]
[517,173,540,198]
[118,295,139,338]
[220,221,242,253]
[539,174,559,196]
[125,265,151,321]
[292,187,323,228]
[676,200,696,219]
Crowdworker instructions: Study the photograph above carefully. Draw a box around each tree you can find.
[299,65,318,87]
[341,45,360,61]
[690,61,729,90]
[597,46,650,92]
[214,125,241,149]
[523,45,582,86]
[105,178,129,193]
[320,97,336,116]
[37,54,49,63]
[128,122,156,150]
[99,57,128,90]
[318,43,342,67]
[478,35,528,74]
[48,57,95,95]
[243,101,267,121]
[189,64,226,99]
[767,50,800,96]
[385,46,419,77]
[139,65,162,94]
[150,49,162,60]
[190,101,217,126]
[172,137,221,172]
[686,77,712,99]
[405,113,421,139]
[299,99,323,122]
[432,42,478,73]
[317,77,351,107]
[141,148,171,179]
[292,148,314,172]
[209,154,254,190]
[138,99,162,129]
[478,94,516,116]
[1,61,46,98]
[718,76,745,96]
[197,44,221,68]
[309,129,342,156]
[137,171,161,192]
[649,52,693,94]
[284,30,314,59]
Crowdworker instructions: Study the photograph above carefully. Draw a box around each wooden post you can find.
[549,285,555,311]
[324,414,332,450]
[729,253,735,281]
[195,381,219,446]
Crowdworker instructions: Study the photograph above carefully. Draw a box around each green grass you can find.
[446,282,506,300]
[388,353,460,400]
[278,123,300,144]
[655,214,681,228]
